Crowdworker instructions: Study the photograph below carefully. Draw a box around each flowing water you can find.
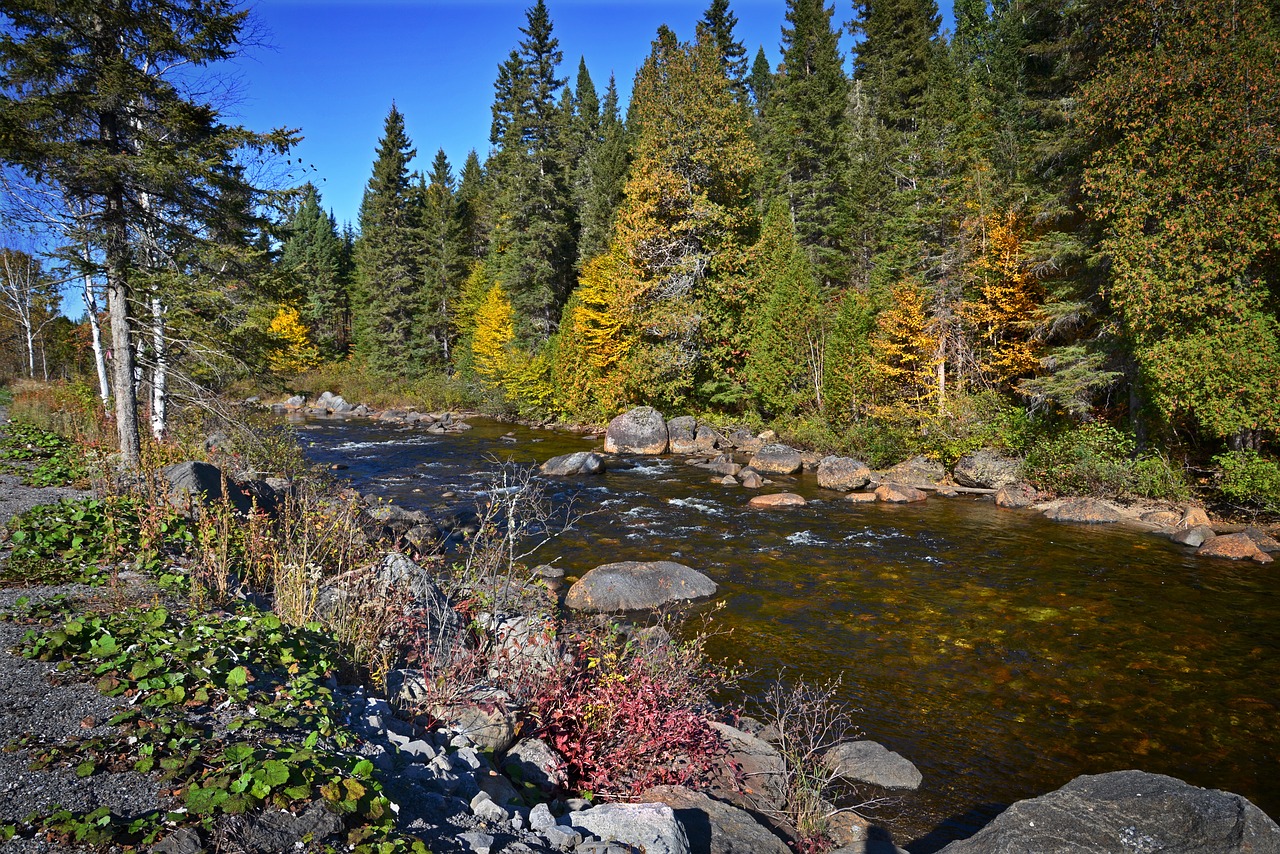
[295,414,1280,849]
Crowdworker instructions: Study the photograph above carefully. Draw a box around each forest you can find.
[2,0,1279,509]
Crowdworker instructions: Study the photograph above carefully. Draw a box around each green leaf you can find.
[257,759,290,787]
[226,665,249,690]
[75,760,96,778]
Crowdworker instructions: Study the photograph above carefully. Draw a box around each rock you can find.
[1044,498,1122,524]
[476,611,561,677]
[639,785,791,854]
[541,451,606,476]
[817,456,873,492]
[823,741,922,790]
[875,484,927,504]
[719,475,738,485]
[706,455,742,477]
[1198,532,1272,563]
[1141,509,1183,527]
[749,444,803,475]
[739,469,763,489]
[529,802,557,832]
[995,482,1038,508]
[952,450,1022,490]
[727,429,764,454]
[459,830,496,854]
[748,493,806,508]
[443,692,521,754]
[708,722,788,812]
[475,768,523,807]
[565,560,718,612]
[1171,525,1216,548]
[1244,526,1280,552]
[1180,506,1213,529]
[470,791,509,823]
[845,492,878,503]
[882,455,946,487]
[568,802,691,854]
[366,503,441,546]
[604,406,670,455]
[162,461,253,515]
[503,737,567,794]
[693,425,728,454]
[284,394,305,408]
[935,770,1280,854]
[151,827,204,854]
[668,416,699,454]
[758,429,777,442]
[244,802,344,852]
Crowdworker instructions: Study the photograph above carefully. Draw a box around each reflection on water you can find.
[297,415,1280,846]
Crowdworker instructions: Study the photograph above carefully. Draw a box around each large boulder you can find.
[817,456,873,492]
[875,484,927,504]
[1198,532,1273,563]
[995,482,1038,509]
[1244,526,1280,552]
[822,741,922,791]
[708,722,788,813]
[541,451,605,476]
[502,737,566,795]
[936,770,1280,854]
[565,561,718,612]
[952,450,1021,490]
[748,493,806,509]
[882,455,946,487]
[163,461,253,515]
[639,785,791,854]
[1171,525,1216,548]
[1044,498,1122,524]
[605,406,670,455]
[750,444,803,475]
[568,803,691,854]
[693,425,727,454]
[668,416,699,454]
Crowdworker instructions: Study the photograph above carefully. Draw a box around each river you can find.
[295,413,1280,850]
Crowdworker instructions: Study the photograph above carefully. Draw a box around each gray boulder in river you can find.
[750,443,803,475]
[937,770,1280,854]
[822,740,922,790]
[565,560,717,612]
[816,455,873,491]
[667,415,699,454]
[952,449,1021,489]
[540,451,605,476]
[604,406,670,455]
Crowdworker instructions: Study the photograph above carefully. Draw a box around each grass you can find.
[281,361,475,412]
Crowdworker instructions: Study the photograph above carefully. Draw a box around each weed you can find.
[0,420,93,487]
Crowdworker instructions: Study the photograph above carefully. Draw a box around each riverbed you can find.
[295,414,1279,849]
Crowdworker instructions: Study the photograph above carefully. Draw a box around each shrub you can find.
[1214,451,1280,515]
[1023,423,1136,497]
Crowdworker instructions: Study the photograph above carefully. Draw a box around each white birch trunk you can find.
[149,293,167,440]
[82,261,111,409]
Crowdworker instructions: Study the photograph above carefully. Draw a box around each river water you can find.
[295,414,1280,849]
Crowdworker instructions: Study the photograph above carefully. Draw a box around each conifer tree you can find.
[765,0,852,288]
[456,150,490,260]
[280,183,349,357]
[700,0,749,98]
[852,0,942,132]
[576,75,629,266]
[419,149,466,363]
[353,104,424,373]
[748,46,775,111]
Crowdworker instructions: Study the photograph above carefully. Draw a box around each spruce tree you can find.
[852,0,942,132]
[576,75,629,266]
[765,0,853,288]
[353,104,424,373]
[456,150,490,260]
[419,150,467,364]
[748,46,775,111]
[280,183,350,357]
[700,0,749,98]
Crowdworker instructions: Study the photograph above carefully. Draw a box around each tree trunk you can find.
[105,183,140,469]
[83,269,111,410]
[150,293,167,440]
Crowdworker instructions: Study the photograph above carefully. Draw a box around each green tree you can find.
[419,149,467,364]
[575,75,629,266]
[0,0,295,468]
[747,45,775,111]
[280,183,350,357]
[353,104,424,373]
[456,150,490,260]
[701,0,749,98]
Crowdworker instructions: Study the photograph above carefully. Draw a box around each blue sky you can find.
[228,0,954,229]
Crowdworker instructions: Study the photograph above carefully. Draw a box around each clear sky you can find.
[228,0,954,229]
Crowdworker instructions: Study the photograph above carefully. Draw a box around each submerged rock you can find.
[540,451,605,476]
[823,741,922,790]
[748,492,806,508]
[936,770,1280,854]
[875,483,927,504]
[1171,525,1216,548]
[565,560,718,612]
[604,406,670,455]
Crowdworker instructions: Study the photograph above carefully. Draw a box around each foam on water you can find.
[786,530,825,546]
[667,497,724,516]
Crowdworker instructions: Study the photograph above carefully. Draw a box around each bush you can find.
[1023,423,1190,500]
[285,361,473,413]
[1214,451,1280,515]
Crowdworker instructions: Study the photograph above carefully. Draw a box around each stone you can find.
[568,802,691,854]
[529,802,557,832]
[875,484,927,504]
[708,722,788,813]
[719,475,738,485]
[845,492,878,503]
[1198,532,1271,563]
[693,425,727,454]
[639,785,791,854]
[668,416,699,454]
[566,561,718,612]
[604,406,670,455]
[952,449,1022,490]
[470,792,510,823]
[244,802,344,852]
[995,482,1038,509]
[882,455,946,487]
[727,429,764,454]
[817,456,873,492]
[477,611,561,677]
[1141,509,1183,527]
[443,697,521,754]
[739,469,763,489]
[704,455,740,477]
[1180,506,1213,529]
[542,825,581,850]
[1244,526,1280,552]
[459,831,496,854]
[750,443,803,475]
[1044,498,1122,524]
[541,451,606,476]
[935,770,1280,854]
[503,737,567,793]
[475,769,523,807]
[151,827,205,854]
[822,741,922,790]
[163,461,252,515]
[284,394,305,408]
[748,492,806,509]
[1171,525,1216,548]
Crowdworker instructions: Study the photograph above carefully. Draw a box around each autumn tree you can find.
[962,211,1041,388]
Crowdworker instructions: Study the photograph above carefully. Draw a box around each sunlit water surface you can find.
[296,415,1279,849]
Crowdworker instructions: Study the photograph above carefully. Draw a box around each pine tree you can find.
[419,149,467,364]
[765,0,853,288]
[747,46,775,111]
[852,0,942,133]
[280,183,349,357]
[576,75,629,266]
[700,0,749,99]
[353,104,424,373]
[456,150,490,260]
[487,0,574,343]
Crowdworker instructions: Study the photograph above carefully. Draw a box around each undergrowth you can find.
[0,420,94,487]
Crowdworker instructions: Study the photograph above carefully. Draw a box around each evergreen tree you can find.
[852,0,942,132]
[576,75,629,266]
[487,0,574,344]
[280,183,349,357]
[765,0,852,288]
[456,150,490,259]
[748,46,775,111]
[419,149,467,364]
[700,0,749,98]
[353,104,424,373]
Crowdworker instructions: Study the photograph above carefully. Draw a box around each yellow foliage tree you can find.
[266,305,320,375]
[471,284,515,385]
[869,279,940,408]
[962,211,1042,387]
[552,248,634,416]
